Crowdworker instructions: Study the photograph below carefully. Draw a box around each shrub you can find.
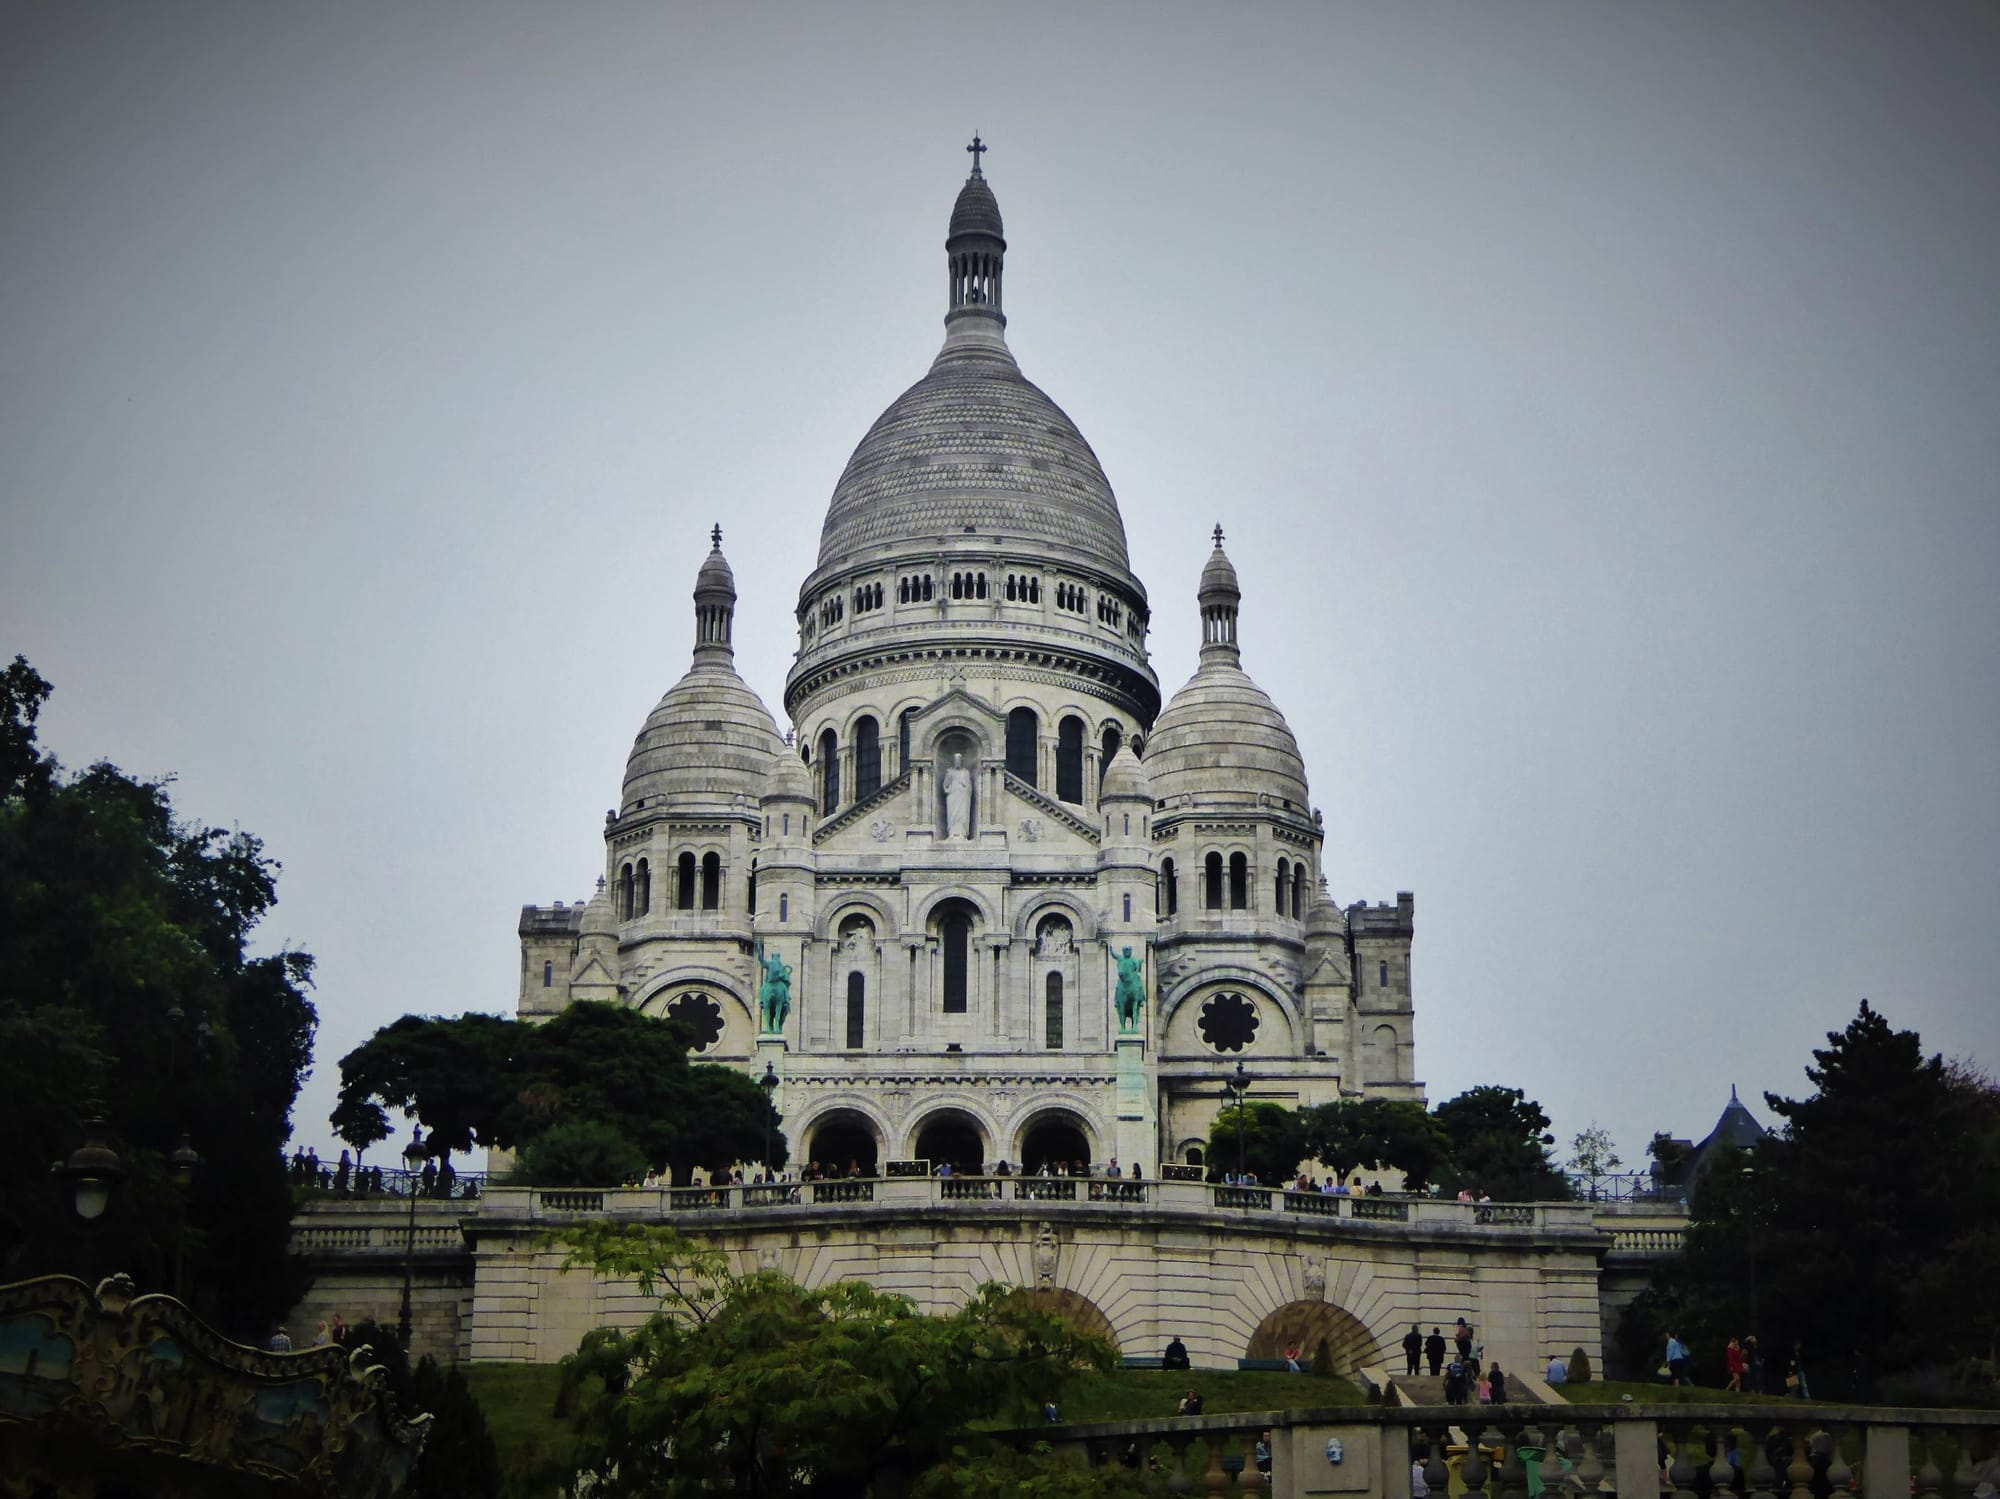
[1569,1347,1593,1385]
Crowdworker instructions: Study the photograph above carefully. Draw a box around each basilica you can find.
[515,148,1422,1180]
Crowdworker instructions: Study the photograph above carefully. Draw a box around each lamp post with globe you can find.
[396,1125,427,1348]
[1221,1060,1250,1183]
[759,1061,780,1176]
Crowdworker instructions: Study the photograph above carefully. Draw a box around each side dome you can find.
[622,531,785,815]
[949,173,1004,240]
[1099,742,1151,803]
[1146,662,1310,810]
[764,741,815,804]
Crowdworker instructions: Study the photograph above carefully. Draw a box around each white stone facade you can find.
[517,161,1422,1179]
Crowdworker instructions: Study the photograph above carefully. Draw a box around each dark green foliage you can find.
[336,1001,783,1184]
[1304,1097,1450,1188]
[1568,1346,1592,1385]
[1430,1085,1569,1201]
[1634,1002,2000,1399]
[1207,1101,1309,1183]
[555,1227,1119,1499]
[518,1118,647,1187]
[0,656,317,1338]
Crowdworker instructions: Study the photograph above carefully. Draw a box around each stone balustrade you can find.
[1037,1402,2000,1499]
[467,1179,1603,1232]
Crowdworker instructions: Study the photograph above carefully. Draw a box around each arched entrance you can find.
[1018,1110,1094,1175]
[1022,1288,1119,1355]
[1245,1301,1381,1376]
[912,1110,987,1174]
[804,1110,880,1176]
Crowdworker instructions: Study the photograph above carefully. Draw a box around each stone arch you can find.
[910,883,1000,932]
[1008,889,1097,943]
[799,1105,884,1176]
[1022,1288,1119,1354]
[1161,968,1300,1032]
[1012,1106,1100,1172]
[813,889,898,942]
[635,975,756,1055]
[909,705,997,766]
[1244,1300,1382,1376]
[903,1100,996,1170]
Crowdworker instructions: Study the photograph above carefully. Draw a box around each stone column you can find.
[1114,1034,1154,1170]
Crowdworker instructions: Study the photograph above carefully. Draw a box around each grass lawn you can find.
[1558,1379,1831,1406]
[1055,1368,1365,1423]
[460,1362,581,1492]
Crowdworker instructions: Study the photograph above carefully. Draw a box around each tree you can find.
[0,657,318,1338]
[1430,1086,1568,1200]
[334,1001,783,1183]
[1304,1098,1450,1189]
[337,1318,501,1498]
[1568,1124,1623,1199]
[1207,1101,1309,1184]
[555,1226,1117,1498]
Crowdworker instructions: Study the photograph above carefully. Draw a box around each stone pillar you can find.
[1114,1035,1154,1171]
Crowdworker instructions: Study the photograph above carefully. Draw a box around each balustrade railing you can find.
[1033,1401,2000,1499]
[1349,1196,1411,1222]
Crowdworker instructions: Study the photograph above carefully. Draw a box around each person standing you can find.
[1425,1327,1448,1376]
[1454,1318,1474,1365]
[1725,1337,1746,1392]
[1665,1331,1692,1386]
[1488,1364,1509,1404]
[1784,1345,1810,1399]
[1403,1323,1424,1377]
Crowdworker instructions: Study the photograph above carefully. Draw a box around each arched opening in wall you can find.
[1005,707,1038,786]
[845,972,866,1050]
[1197,992,1260,1054]
[676,853,696,911]
[818,727,840,813]
[700,852,721,911]
[854,715,881,800]
[1044,972,1063,1049]
[747,858,757,915]
[1275,858,1289,915]
[935,729,979,838]
[913,1110,987,1174]
[637,858,651,914]
[1229,853,1249,910]
[898,708,915,772]
[1022,1289,1119,1354]
[1364,1022,1400,1086]
[1099,724,1121,792]
[1055,716,1084,804]
[618,862,634,919]
[1184,1144,1206,1167]
[1203,852,1223,910]
[1244,1301,1382,1377]
[1161,857,1178,917]
[806,1110,880,1176]
[1292,865,1305,919]
[542,960,553,988]
[933,899,975,1014]
[1018,1110,1093,1174]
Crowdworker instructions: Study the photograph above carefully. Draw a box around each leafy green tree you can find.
[518,1118,648,1187]
[1304,1097,1450,1189]
[1430,1085,1568,1200]
[0,657,317,1338]
[1207,1101,1309,1184]
[335,1001,782,1183]
[555,1225,1117,1498]
[337,1318,501,1498]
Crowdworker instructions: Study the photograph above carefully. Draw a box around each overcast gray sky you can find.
[5,2,1997,1170]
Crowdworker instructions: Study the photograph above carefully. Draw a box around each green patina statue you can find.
[1114,945,1147,1033]
[756,942,792,1034]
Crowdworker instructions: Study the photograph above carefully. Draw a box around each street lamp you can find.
[397,1125,426,1349]
[1222,1060,1250,1183]
[54,1116,126,1222]
[170,1134,202,1301]
[759,1061,780,1176]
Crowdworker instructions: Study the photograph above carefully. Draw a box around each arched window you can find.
[846,972,865,1050]
[1161,857,1178,917]
[701,852,721,911]
[854,715,881,800]
[676,852,696,911]
[1122,892,1132,921]
[618,862,634,919]
[747,858,757,914]
[1056,715,1084,804]
[1379,960,1389,989]
[1006,706,1038,785]
[818,727,839,813]
[1275,858,1290,915]
[1099,723,1122,791]
[1229,853,1249,911]
[1045,973,1063,1050]
[1292,865,1305,919]
[938,904,973,1014]
[637,858,651,915]
[779,892,789,922]
[542,960,553,988]
[1204,852,1223,910]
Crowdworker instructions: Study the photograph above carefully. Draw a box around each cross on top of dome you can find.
[1213,523,1225,548]
[966,132,987,176]
[711,523,723,549]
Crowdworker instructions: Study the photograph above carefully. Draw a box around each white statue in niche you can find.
[942,752,973,840]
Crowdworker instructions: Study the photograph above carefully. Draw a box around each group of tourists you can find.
[1290,1174,1387,1197]
[1404,1318,1509,1405]
[288,1146,474,1200]
[1667,1332,1809,1397]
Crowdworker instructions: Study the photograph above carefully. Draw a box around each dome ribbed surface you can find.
[580,886,618,937]
[1199,544,1241,601]
[1100,743,1151,802]
[623,662,784,814]
[816,343,1131,572]
[695,545,736,598]
[1147,661,1310,810]
[766,743,816,802]
[949,174,1004,240]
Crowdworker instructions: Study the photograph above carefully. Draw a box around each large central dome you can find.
[815,341,1131,574]
[812,159,1132,579]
